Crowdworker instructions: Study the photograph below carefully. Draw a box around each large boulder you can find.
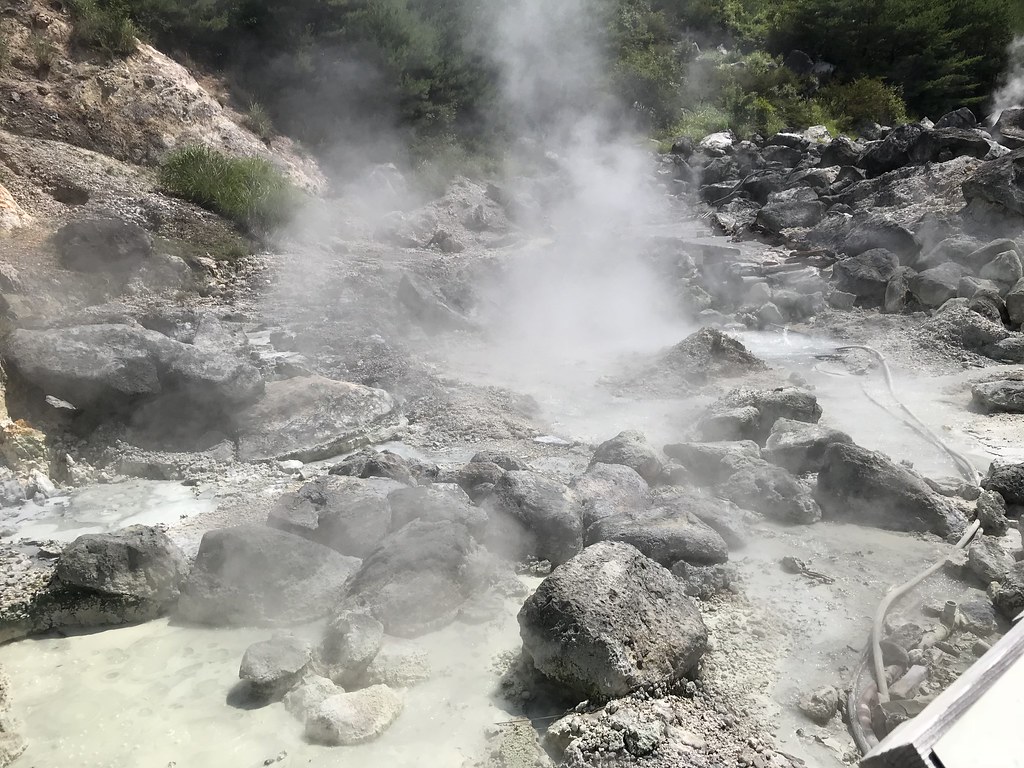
[585,505,729,567]
[518,542,708,699]
[755,188,824,232]
[993,108,1024,150]
[860,124,926,176]
[55,525,187,606]
[386,485,487,537]
[4,324,262,411]
[717,460,821,524]
[655,488,751,550]
[764,418,854,474]
[909,128,996,164]
[305,685,404,746]
[234,376,395,462]
[910,263,965,308]
[177,525,361,626]
[982,463,1024,506]
[815,443,966,536]
[483,471,582,565]
[623,328,765,394]
[833,249,899,306]
[698,388,821,445]
[337,520,481,637]
[1004,278,1024,327]
[239,635,312,702]
[569,462,650,529]
[934,108,977,130]
[591,430,663,484]
[267,476,404,558]
[318,611,384,686]
[972,380,1024,414]
[53,217,153,273]
[662,440,761,485]
[962,149,1024,220]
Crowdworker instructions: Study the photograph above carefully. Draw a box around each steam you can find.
[991,36,1024,122]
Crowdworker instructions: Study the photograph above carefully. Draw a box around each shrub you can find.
[66,0,139,57]
[29,33,58,75]
[819,78,910,132]
[244,101,274,142]
[158,146,301,233]
[662,105,731,143]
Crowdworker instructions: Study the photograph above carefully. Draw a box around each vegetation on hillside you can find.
[63,0,1018,156]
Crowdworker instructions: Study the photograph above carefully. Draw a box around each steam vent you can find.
[0,0,1023,766]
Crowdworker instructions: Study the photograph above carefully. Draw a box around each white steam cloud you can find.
[992,36,1024,121]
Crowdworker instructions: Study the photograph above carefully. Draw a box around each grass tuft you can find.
[66,0,140,57]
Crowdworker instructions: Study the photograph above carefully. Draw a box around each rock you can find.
[698,388,821,445]
[982,463,1024,505]
[569,463,650,529]
[591,430,663,484]
[586,505,729,567]
[966,537,1012,584]
[756,188,824,232]
[518,542,708,699]
[337,520,479,637]
[54,525,186,606]
[991,561,1024,620]
[935,108,977,130]
[963,239,1022,272]
[444,460,506,502]
[860,124,926,176]
[815,443,966,536]
[632,328,766,391]
[657,488,751,550]
[993,108,1024,149]
[883,268,912,313]
[923,301,1011,350]
[1006,278,1024,327]
[962,149,1024,220]
[283,675,339,721]
[764,418,854,474]
[756,302,785,326]
[177,525,361,626]
[699,132,734,155]
[318,612,384,686]
[670,561,737,600]
[967,289,1008,324]
[397,273,474,333]
[798,686,839,725]
[328,449,415,485]
[4,324,262,412]
[821,137,862,167]
[234,376,395,463]
[972,380,1024,413]
[833,249,899,306]
[957,599,997,635]
[828,290,857,309]
[918,235,985,271]
[53,217,153,273]
[910,263,965,308]
[662,440,761,485]
[239,635,312,701]
[267,476,403,558]
[717,460,821,524]
[0,665,24,767]
[483,471,582,565]
[909,128,995,164]
[360,643,431,687]
[976,490,1009,537]
[842,216,919,263]
[980,251,1023,286]
[470,451,529,471]
[304,685,404,746]
[387,485,487,537]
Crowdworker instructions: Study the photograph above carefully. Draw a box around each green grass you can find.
[244,101,275,142]
[29,32,58,75]
[67,0,140,57]
[158,145,302,234]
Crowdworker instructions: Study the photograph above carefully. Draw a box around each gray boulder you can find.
[283,676,340,721]
[662,440,761,484]
[53,217,153,273]
[860,124,926,176]
[815,443,966,536]
[764,418,854,474]
[698,388,821,445]
[976,490,1009,537]
[966,537,1012,584]
[569,463,650,529]
[833,249,899,306]
[671,561,737,600]
[820,137,862,167]
[591,430,663,484]
[234,375,395,462]
[717,460,821,524]
[972,380,1024,414]
[318,611,384,686]
[962,239,1021,273]
[387,485,487,537]
[755,188,825,232]
[4,324,262,411]
[993,108,1024,150]
[980,251,1023,286]
[934,108,977,130]
[267,476,403,558]
[177,525,361,626]
[239,635,312,701]
[585,505,729,567]
[305,685,404,746]
[992,561,1024,620]
[483,471,582,565]
[337,520,480,637]
[909,263,965,308]
[923,301,1010,350]
[518,541,708,699]
[917,235,984,271]
[982,463,1024,505]
[962,149,1024,220]
[328,449,416,485]
[1006,278,1024,326]
[655,488,751,550]
[55,525,186,605]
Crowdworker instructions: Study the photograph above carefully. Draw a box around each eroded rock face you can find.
[234,376,395,462]
[518,541,708,699]
[815,443,966,536]
[177,525,361,626]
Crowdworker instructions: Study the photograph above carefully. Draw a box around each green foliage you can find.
[244,101,274,142]
[28,32,58,75]
[818,78,909,132]
[609,0,685,127]
[662,105,731,143]
[66,0,140,57]
[158,145,301,233]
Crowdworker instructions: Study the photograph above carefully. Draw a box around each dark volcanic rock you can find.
[639,328,766,391]
[992,561,1024,621]
[591,430,663,484]
[518,541,708,699]
[972,380,1024,414]
[756,188,825,232]
[53,217,153,273]
[268,476,403,558]
[910,263,965,308]
[586,505,729,567]
[764,419,854,475]
[177,525,361,626]
[935,108,977,130]
[569,462,650,529]
[962,149,1024,220]
[234,376,395,463]
[698,388,821,445]
[982,463,1024,506]
[662,440,761,484]
[483,471,582,565]
[329,449,416,485]
[833,249,899,306]
[717,460,821,524]
[387,485,487,537]
[860,124,926,176]
[338,520,479,637]
[656,487,751,550]
[815,443,966,536]
[993,108,1024,150]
